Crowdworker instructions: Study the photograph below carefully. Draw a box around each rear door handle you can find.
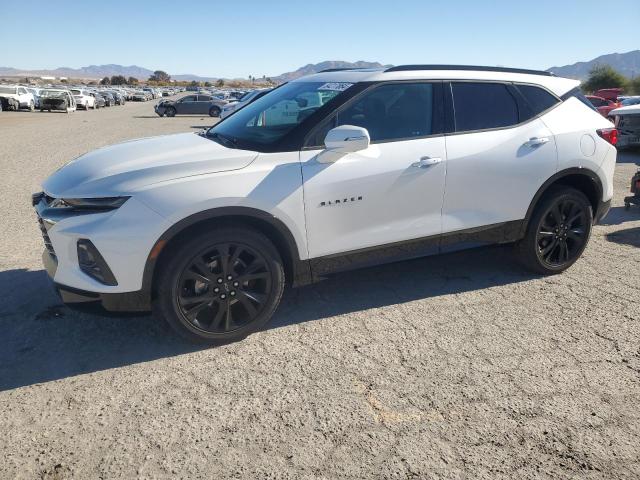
[525,137,550,147]
[412,156,442,168]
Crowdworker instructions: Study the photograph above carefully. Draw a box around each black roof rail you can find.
[317,67,386,73]
[384,65,554,76]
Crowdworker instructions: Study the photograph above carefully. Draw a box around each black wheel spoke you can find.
[183,299,211,320]
[239,271,269,282]
[236,291,259,317]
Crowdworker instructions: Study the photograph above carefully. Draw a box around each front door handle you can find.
[412,156,442,168]
[525,137,550,147]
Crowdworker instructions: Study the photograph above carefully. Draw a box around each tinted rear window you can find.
[452,82,518,132]
[516,84,559,119]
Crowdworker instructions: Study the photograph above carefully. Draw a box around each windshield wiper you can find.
[207,131,238,149]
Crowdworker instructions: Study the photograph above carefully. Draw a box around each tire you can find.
[515,186,593,275]
[153,227,285,344]
[209,106,221,117]
[165,107,176,117]
[29,100,34,112]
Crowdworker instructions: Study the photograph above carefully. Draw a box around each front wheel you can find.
[153,227,285,344]
[165,107,176,117]
[516,187,593,275]
[29,101,35,111]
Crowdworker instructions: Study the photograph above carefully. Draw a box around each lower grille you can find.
[37,215,56,259]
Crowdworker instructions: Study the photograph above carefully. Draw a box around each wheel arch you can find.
[141,207,313,300]
[521,167,603,236]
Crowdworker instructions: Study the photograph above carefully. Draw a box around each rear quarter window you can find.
[515,84,559,119]
[561,88,598,112]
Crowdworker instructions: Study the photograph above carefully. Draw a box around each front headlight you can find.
[49,196,130,210]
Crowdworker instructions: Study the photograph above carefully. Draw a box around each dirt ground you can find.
[0,100,639,479]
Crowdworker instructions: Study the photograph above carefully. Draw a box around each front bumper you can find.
[43,249,150,312]
[33,193,170,296]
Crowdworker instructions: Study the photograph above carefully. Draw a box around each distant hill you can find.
[273,61,390,82]
[547,50,640,80]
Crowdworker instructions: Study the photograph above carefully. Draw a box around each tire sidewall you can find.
[153,227,285,343]
[209,106,221,117]
[522,187,593,274]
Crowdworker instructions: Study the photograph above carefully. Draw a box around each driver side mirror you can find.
[324,125,370,153]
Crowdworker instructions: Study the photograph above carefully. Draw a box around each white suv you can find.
[0,85,35,111]
[33,65,617,343]
[70,89,96,110]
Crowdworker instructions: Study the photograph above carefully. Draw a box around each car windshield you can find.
[206,81,353,150]
[71,89,82,95]
[0,86,17,94]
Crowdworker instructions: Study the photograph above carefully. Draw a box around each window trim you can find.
[302,80,445,150]
[444,80,562,136]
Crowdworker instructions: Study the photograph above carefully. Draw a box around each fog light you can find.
[77,239,118,286]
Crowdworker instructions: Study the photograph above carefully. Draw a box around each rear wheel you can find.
[153,227,285,344]
[29,100,34,111]
[209,106,221,117]
[516,187,592,274]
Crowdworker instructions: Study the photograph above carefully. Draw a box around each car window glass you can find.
[198,95,211,101]
[452,82,519,132]
[182,96,196,102]
[336,83,434,143]
[516,84,559,120]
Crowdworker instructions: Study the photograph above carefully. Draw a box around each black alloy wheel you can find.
[516,187,593,274]
[176,242,273,333]
[165,107,176,117]
[154,227,285,344]
[536,198,588,267]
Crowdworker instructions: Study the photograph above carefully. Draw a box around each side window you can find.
[306,83,436,147]
[197,95,211,101]
[588,97,605,107]
[451,82,518,132]
[181,95,196,102]
[516,84,559,121]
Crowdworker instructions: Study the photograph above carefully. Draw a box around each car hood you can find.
[43,132,258,197]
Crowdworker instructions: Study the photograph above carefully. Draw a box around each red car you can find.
[586,95,620,117]
[595,88,623,102]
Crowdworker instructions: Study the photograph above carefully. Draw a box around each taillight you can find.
[597,128,618,146]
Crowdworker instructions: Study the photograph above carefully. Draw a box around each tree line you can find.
[582,65,640,94]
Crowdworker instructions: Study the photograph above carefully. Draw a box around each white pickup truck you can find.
[0,85,36,111]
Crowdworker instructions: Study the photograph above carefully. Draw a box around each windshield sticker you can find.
[317,82,353,92]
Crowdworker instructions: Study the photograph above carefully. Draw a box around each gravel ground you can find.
[0,100,639,479]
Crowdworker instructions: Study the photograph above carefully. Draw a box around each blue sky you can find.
[2,0,638,78]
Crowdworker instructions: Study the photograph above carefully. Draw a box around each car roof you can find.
[610,105,640,115]
[292,65,580,97]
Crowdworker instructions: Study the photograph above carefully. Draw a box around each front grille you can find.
[37,215,56,259]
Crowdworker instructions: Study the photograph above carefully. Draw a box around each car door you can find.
[18,87,28,106]
[175,95,194,114]
[300,81,447,265]
[442,81,557,241]
[193,95,208,114]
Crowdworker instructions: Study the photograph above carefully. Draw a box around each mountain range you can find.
[1,50,638,82]
[547,50,640,80]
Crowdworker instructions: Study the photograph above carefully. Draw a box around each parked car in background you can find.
[89,92,105,108]
[99,92,116,107]
[27,87,42,109]
[610,105,640,150]
[33,65,617,343]
[620,96,640,107]
[130,91,147,101]
[595,88,623,102]
[71,89,96,110]
[0,85,35,111]
[155,94,227,117]
[0,95,19,111]
[39,89,76,113]
[220,88,272,119]
[586,95,619,117]
[107,90,126,105]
